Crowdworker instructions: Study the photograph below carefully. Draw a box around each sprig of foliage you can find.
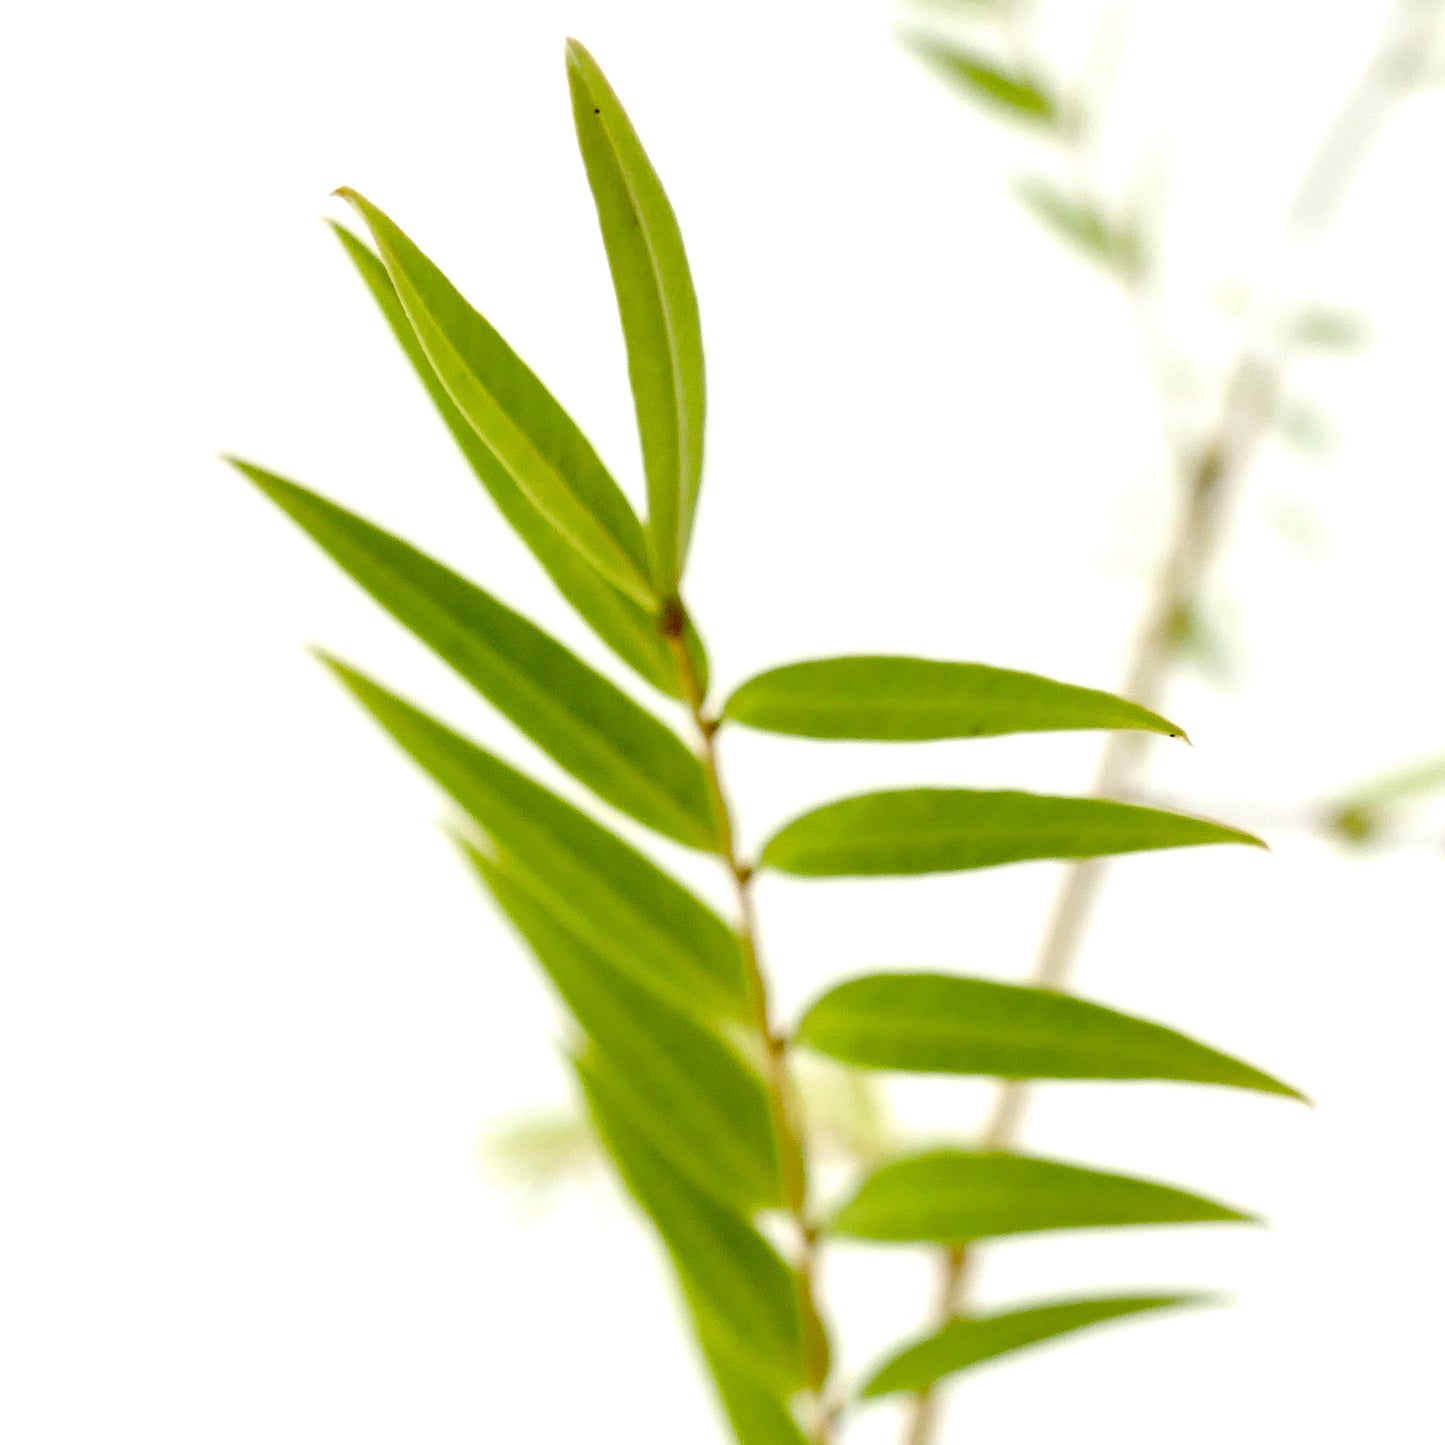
[234,39,1297,1445]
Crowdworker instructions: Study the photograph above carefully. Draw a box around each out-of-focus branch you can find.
[899,4,1441,1442]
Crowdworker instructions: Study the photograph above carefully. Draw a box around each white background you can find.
[3,1,1444,1441]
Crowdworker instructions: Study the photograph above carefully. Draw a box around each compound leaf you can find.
[330,221,707,699]
[831,1150,1254,1245]
[321,660,747,1021]
[336,189,655,604]
[723,656,1183,742]
[566,39,706,592]
[238,464,716,850]
[761,789,1263,877]
[468,849,781,1212]
[795,972,1302,1097]
[860,1293,1211,1397]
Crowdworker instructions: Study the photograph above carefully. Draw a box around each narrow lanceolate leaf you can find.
[468,849,781,1212]
[860,1293,1211,1398]
[330,222,707,699]
[237,463,716,850]
[575,1051,807,1393]
[322,661,747,1021]
[904,35,1056,126]
[831,1150,1254,1245]
[701,1330,811,1445]
[722,656,1183,742]
[336,189,655,605]
[1013,175,1140,277]
[566,39,706,592]
[795,973,1302,1098]
[761,789,1263,877]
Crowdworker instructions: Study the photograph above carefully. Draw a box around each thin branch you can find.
[662,601,832,1444]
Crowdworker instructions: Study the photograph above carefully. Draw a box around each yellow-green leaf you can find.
[723,656,1183,742]
[469,849,781,1212]
[330,222,707,698]
[860,1293,1211,1397]
[237,463,716,849]
[904,35,1057,126]
[794,973,1302,1097]
[831,1150,1254,1244]
[575,1050,807,1394]
[336,189,655,604]
[321,661,747,1020]
[566,39,706,592]
[761,789,1263,877]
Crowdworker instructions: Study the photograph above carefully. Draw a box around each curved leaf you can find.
[336,189,655,604]
[575,1050,807,1393]
[860,1293,1211,1397]
[468,848,781,1212]
[237,463,716,849]
[831,1149,1254,1245]
[795,972,1301,1097]
[722,656,1183,742]
[321,660,747,1021]
[330,222,708,699]
[761,789,1263,877]
[903,35,1057,126]
[566,39,705,592]
[700,1330,811,1445]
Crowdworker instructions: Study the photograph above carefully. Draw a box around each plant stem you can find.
[898,5,1437,1442]
[662,600,832,1444]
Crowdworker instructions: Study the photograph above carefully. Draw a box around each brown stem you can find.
[662,600,832,1443]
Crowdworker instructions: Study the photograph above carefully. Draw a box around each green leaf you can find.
[1272,395,1335,458]
[575,1050,807,1393]
[1325,751,1445,845]
[566,39,706,593]
[321,660,747,1021]
[1012,175,1140,276]
[795,973,1302,1097]
[860,1293,1211,1397]
[236,462,717,850]
[467,848,781,1212]
[1290,305,1369,352]
[700,1332,811,1445]
[903,35,1056,126]
[336,189,655,605]
[722,656,1184,742]
[831,1149,1254,1244]
[330,222,707,700]
[760,789,1263,877]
